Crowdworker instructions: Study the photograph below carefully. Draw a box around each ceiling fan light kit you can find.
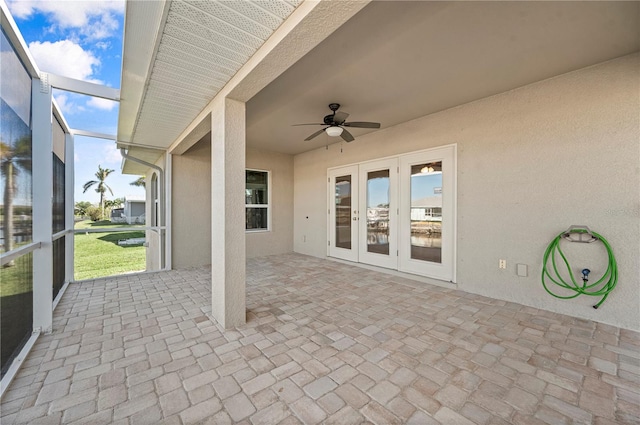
[325,126,344,137]
[293,103,381,142]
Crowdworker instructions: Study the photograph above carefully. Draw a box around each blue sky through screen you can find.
[7,0,144,204]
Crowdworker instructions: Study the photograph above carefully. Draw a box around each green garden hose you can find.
[541,228,617,309]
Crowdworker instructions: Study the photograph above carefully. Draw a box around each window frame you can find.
[245,168,271,233]
[151,173,158,227]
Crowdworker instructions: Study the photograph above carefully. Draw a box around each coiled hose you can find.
[541,229,617,309]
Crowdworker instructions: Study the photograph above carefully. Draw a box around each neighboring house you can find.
[110,208,125,223]
[109,198,144,224]
[123,197,145,224]
[410,196,442,222]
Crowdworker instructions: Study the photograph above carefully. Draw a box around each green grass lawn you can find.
[74,220,146,280]
[0,253,33,297]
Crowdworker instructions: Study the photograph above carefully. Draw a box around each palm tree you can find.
[104,198,124,209]
[1,135,32,260]
[83,165,114,218]
[130,176,145,188]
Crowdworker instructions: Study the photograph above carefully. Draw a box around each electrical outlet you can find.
[499,259,507,269]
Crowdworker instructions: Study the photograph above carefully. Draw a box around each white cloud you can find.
[83,11,119,41]
[102,143,122,164]
[29,39,100,81]
[94,41,111,50]
[87,97,117,111]
[53,93,71,114]
[53,90,91,115]
[8,0,124,40]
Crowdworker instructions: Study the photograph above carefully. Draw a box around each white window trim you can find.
[245,168,271,233]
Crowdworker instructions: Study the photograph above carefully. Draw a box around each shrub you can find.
[86,206,103,221]
[74,201,92,216]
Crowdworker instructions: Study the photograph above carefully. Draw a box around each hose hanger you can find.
[542,226,618,309]
[561,225,599,243]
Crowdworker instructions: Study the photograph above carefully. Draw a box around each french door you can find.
[328,166,359,262]
[358,158,398,269]
[398,146,455,281]
[328,145,456,282]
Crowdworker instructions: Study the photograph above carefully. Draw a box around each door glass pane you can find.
[335,175,352,249]
[367,170,389,255]
[410,162,442,263]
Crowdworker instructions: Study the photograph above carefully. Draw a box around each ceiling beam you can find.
[47,73,120,101]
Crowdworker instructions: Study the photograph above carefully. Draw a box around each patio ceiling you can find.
[247,1,640,154]
[119,1,639,156]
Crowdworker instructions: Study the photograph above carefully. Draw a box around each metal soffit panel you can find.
[130,0,300,148]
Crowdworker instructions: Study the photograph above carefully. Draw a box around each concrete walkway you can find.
[1,253,638,424]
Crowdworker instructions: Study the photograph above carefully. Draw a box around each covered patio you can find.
[1,1,639,423]
[2,255,638,424]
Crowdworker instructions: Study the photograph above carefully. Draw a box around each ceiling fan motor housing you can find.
[324,114,338,125]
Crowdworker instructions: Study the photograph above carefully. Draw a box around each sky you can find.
[366,173,442,208]
[7,0,145,204]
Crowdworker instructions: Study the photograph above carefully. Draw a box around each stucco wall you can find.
[246,148,294,258]
[171,138,212,268]
[169,141,294,267]
[293,54,640,331]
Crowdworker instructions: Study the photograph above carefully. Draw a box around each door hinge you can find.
[397,250,399,256]
[328,177,330,183]
[397,208,399,215]
[328,241,330,246]
[328,209,330,214]
[397,166,399,173]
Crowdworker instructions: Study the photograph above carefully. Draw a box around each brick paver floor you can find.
[1,253,639,424]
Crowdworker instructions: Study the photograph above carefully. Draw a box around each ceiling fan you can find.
[293,103,381,142]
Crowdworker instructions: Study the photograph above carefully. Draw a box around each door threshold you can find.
[326,256,457,290]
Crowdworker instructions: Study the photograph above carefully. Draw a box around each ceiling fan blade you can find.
[292,123,325,126]
[304,127,328,141]
[333,111,349,124]
[343,121,381,129]
[340,128,355,142]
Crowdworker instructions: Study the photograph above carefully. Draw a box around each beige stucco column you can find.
[211,97,246,328]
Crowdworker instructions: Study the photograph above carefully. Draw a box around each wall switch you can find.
[516,264,528,277]
[499,259,507,269]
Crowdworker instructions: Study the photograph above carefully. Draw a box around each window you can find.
[246,169,269,231]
